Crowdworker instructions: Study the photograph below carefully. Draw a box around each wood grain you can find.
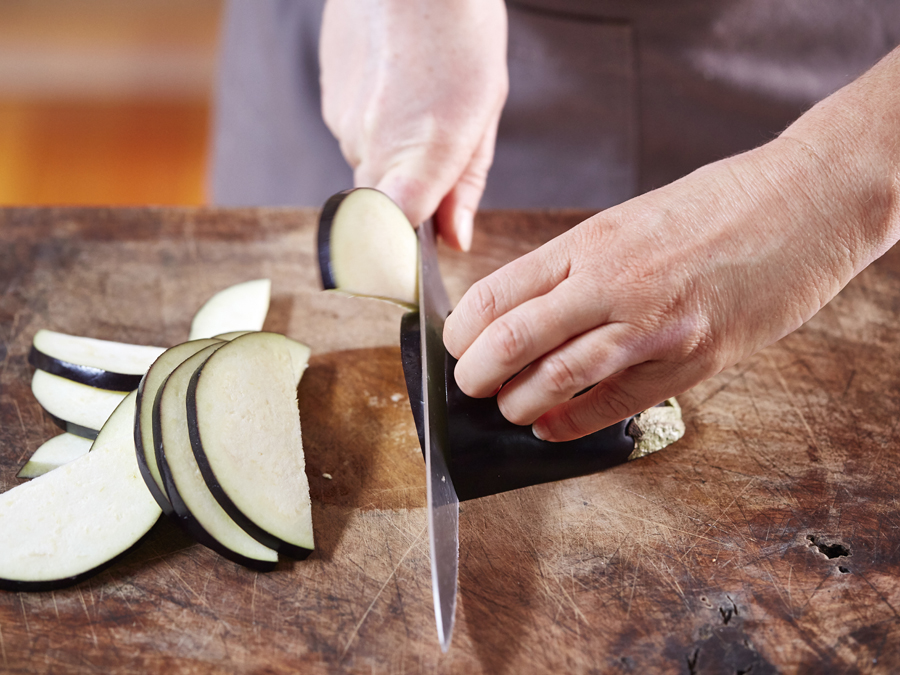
[0,207,898,673]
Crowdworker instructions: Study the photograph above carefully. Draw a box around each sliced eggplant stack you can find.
[29,329,165,391]
[134,338,224,516]
[0,392,161,591]
[17,432,93,479]
[31,369,128,439]
[3,280,318,588]
[318,188,419,309]
[189,278,271,340]
[187,332,314,559]
[154,343,279,571]
[211,330,253,341]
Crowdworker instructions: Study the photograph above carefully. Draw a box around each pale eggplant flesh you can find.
[188,279,271,341]
[318,188,419,309]
[0,392,161,592]
[17,433,93,479]
[31,369,128,440]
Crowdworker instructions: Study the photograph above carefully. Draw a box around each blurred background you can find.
[0,0,222,206]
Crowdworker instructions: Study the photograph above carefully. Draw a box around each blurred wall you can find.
[0,0,222,206]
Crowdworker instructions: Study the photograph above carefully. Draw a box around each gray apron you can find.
[210,0,900,210]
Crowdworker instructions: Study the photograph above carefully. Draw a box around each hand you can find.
[320,0,508,250]
[444,111,900,440]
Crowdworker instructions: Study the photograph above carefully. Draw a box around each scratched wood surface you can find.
[0,207,898,674]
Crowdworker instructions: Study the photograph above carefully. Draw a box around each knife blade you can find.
[417,218,458,652]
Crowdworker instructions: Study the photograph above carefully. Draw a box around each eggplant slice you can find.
[31,369,128,439]
[154,343,279,570]
[134,338,224,515]
[318,188,419,309]
[188,279,271,341]
[0,392,161,591]
[17,432,93,479]
[29,329,165,391]
[187,332,314,559]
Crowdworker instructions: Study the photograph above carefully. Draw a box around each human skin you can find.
[320,1,900,441]
[445,46,900,441]
[319,0,508,251]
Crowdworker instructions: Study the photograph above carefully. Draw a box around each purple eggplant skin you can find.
[46,411,99,441]
[184,358,312,561]
[29,346,142,392]
[317,189,356,292]
[133,371,175,518]
[400,312,636,502]
[151,371,278,572]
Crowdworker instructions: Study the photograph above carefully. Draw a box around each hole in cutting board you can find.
[806,534,850,559]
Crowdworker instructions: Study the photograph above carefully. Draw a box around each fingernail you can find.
[454,209,474,252]
[532,422,549,441]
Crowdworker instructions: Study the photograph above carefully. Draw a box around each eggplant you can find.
[31,369,128,439]
[186,332,314,559]
[0,392,161,591]
[188,279,271,341]
[318,188,419,309]
[29,329,166,391]
[134,338,224,516]
[399,313,684,501]
[16,432,92,479]
[315,189,684,499]
[153,342,279,571]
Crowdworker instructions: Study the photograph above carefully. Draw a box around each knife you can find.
[316,191,685,652]
[416,217,458,652]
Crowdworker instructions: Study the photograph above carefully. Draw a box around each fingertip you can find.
[443,314,472,362]
[532,418,555,442]
[455,209,474,252]
[443,320,462,358]
[434,208,474,252]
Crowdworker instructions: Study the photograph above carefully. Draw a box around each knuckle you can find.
[486,315,531,366]
[469,280,502,320]
[592,384,638,424]
[541,354,584,398]
[457,167,489,191]
[682,316,728,377]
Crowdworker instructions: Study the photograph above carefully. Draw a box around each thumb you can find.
[434,122,499,252]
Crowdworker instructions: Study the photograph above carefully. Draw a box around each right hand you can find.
[319,0,509,250]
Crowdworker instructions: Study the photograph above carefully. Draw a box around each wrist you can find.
[776,47,900,275]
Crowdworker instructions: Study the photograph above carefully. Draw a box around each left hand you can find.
[443,87,900,441]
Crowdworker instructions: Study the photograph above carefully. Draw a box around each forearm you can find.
[776,44,900,283]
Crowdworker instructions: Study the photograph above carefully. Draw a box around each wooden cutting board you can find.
[0,207,898,674]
